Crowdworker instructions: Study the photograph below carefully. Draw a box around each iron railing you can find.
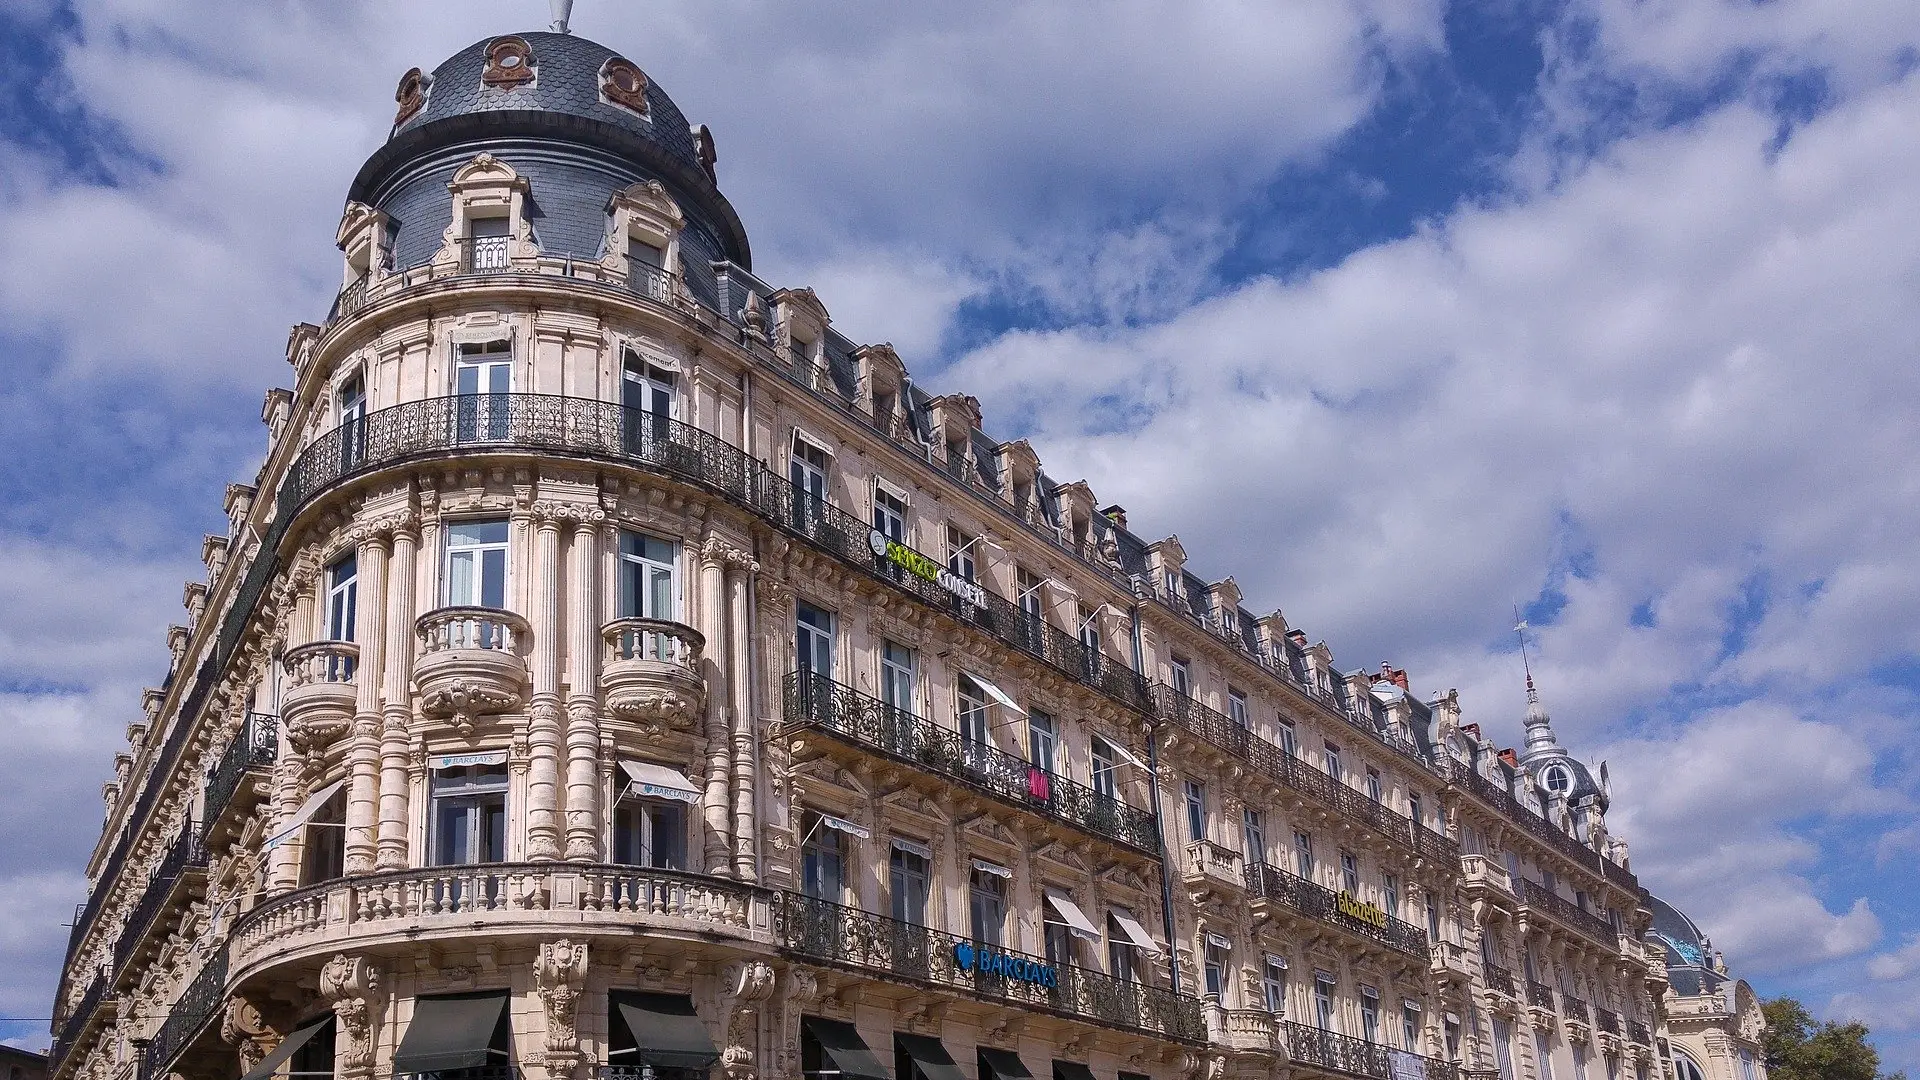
[111,828,207,978]
[201,712,279,841]
[1562,995,1590,1026]
[1412,822,1461,864]
[1152,684,1419,852]
[49,972,105,1068]
[1245,862,1428,959]
[772,891,1205,1044]
[1519,879,1616,946]
[784,672,1158,852]
[1283,1021,1458,1080]
[1595,1008,1621,1035]
[1627,1022,1652,1046]
[1446,760,1636,886]
[138,944,227,1080]
[281,394,1153,714]
[1527,981,1557,1011]
[1484,964,1515,997]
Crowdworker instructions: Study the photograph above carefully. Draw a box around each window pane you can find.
[449,519,510,546]
[480,548,507,608]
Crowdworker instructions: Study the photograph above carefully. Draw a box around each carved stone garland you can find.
[533,940,589,1076]
[319,954,381,1080]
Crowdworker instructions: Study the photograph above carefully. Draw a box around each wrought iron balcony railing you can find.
[1562,995,1591,1026]
[1282,1021,1458,1080]
[772,891,1205,1044]
[1527,981,1557,1011]
[1153,684,1420,853]
[1445,760,1639,889]
[784,672,1158,853]
[1484,964,1516,997]
[1595,1008,1622,1035]
[280,394,1153,715]
[138,944,227,1080]
[111,828,206,979]
[1412,822,1462,864]
[201,712,278,841]
[1627,1021,1652,1046]
[1518,879,1617,946]
[1244,862,1428,959]
[49,972,106,1069]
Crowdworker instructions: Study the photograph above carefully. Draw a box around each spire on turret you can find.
[1516,613,1564,761]
[551,0,575,34]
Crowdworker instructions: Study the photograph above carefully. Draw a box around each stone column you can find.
[728,555,758,881]
[343,530,389,875]
[698,539,734,876]
[563,514,603,862]
[526,511,566,861]
[376,518,418,870]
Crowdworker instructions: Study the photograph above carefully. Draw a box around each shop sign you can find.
[953,941,1058,989]
[1335,891,1390,930]
[869,529,988,607]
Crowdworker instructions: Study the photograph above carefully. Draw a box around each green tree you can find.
[1761,998,1906,1080]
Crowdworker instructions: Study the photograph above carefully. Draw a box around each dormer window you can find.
[1542,764,1572,796]
[628,236,669,300]
[467,215,510,273]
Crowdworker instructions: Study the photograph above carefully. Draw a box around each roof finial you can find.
[1514,606,1537,703]
[550,0,575,34]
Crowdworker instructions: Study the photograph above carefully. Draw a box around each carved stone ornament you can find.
[394,67,429,127]
[421,679,523,736]
[533,940,590,1073]
[482,37,535,89]
[718,961,775,1080]
[319,954,380,1078]
[776,968,819,1078]
[692,123,717,182]
[222,997,278,1074]
[600,57,649,115]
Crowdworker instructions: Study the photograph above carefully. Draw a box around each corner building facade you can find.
[48,22,1729,1080]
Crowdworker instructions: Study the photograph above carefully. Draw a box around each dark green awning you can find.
[803,1017,890,1080]
[392,992,510,1074]
[238,1017,332,1080]
[610,992,719,1070]
[1052,1062,1097,1080]
[896,1033,966,1080]
[979,1047,1035,1080]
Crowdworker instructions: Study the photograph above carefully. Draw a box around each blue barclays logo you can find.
[953,940,1058,989]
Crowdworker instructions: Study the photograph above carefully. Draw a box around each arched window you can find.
[1674,1050,1708,1080]
[1543,764,1573,796]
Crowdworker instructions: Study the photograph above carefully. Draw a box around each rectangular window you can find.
[1228,689,1249,729]
[1314,974,1337,1031]
[1360,989,1380,1043]
[300,786,346,885]
[872,484,907,543]
[1295,832,1315,878]
[621,353,675,423]
[1409,794,1424,828]
[1183,780,1207,843]
[1574,1043,1590,1080]
[617,531,676,621]
[879,640,916,713]
[1403,1003,1421,1051]
[467,215,510,270]
[1203,940,1229,1001]
[430,763,508,866]
[1493,1019,1516,1080]
[1427,895,1442,942]
[1242,808,1266,865]
[957,676,991,761]
[1044,919,1075,968]
[454,340,511,440]
[789,435,829,523]
[1384,874,1400,918]
[796,603,834,678]
[1029,710,1057,774]
[1324,742,1343,784]
[1366,768,1383,802]
[326,552,358,642]
[1091,738,1118,800]
[612,796,685,869]
[444,519,509,609]
[969,869,1006,946]
[946,525,977,583]
[801,817,844,902]
[1078,604,1101,662]
[888,844,928,926]
[1263,958,1288,1015]
[1107,914,1138,983]
[1278,721,1298,757]
[1535,1032,1556,1080]
[1170,658,1191,697]
[1341,850,1360,895]
[338,373,367,468]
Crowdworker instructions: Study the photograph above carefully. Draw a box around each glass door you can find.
[621,354,675,453]
[455,341,512,442]
[338,375,367,472]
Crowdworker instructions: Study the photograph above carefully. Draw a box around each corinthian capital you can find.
[700,535,758,573]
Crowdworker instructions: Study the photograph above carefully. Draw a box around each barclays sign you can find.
[953,940,1059,989]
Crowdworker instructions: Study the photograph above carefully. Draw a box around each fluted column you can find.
[728,555,757,881]
[564,513,604,861]
[525,511,566,861]
[375,519,418,870]
[698,540,733,876]
[343,530,389,875]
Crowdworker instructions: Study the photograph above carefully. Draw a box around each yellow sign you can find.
[1336,891,1389,930]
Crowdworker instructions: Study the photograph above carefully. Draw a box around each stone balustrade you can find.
[1221,1009,1280,1053]
[280,640,358,752]
[413,607,532,731]
[598,617,706,731]
[1183,839,1246,896]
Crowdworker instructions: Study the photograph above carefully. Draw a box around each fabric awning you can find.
[431,749,508,769]
[1109,909,1162,955]
[970,858,1012,879]
[979,1047,1035,1080]
[1095,736,1147,770]
[897,1033,967,1080]
[803,1017,889,1080]
[610,992,718,1070]
[1204,930,1233,952]
[891,836,933,860]
[820,814,871,839]
[391,992,509,1074]
[964,671,1025,715]
[1044,892,1101,941]
[263,777,347,850]
[1053,1062,1097,1080]
[238,1016,331,1080]
[619,761,700,803]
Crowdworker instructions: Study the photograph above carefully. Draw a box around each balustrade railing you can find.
[1283,1021,1457,1080]
[601,617,704,667]
[1244,862,1427,959]
[772,891,1205,1044]
[417,606,529,653]
[785,672,1158,852]
[1527,981,1557,1011]
[1484,964,1516,997]
[282,640,359,686]
[627,262,673,303]
[282,395,1152,714]
[200,712,278,841]
[1223,1010,1279,1052]
[1519,879,1616,945]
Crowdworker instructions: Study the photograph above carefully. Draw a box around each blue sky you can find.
[2,0,1918,1069]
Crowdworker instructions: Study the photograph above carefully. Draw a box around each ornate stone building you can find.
[46,14,1739,1080]
[1645,899,1768,1080]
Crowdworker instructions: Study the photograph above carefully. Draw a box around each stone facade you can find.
[47,20,1746,1080]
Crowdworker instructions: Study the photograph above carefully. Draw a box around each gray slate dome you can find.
[1515,676,1607,809]
[1648,893,1724,997]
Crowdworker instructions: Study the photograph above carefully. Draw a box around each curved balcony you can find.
[599,618,706,733]
[1283,1021,1459,1080]
[201,711,278,845]
[229,863,771,980]
[279,640,359,752]
[413,607,530,733]
[1245,862,1428,960]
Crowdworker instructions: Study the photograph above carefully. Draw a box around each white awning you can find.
[431,749,508,770]
[970,858,1012,879]
[1044,892,1101,940]
[964,672,1025,716]
[1404,999,1424,1012]
[1265,953,1289,970]
[820,814,871,839]
[1444,1013,1461,1026]
[1360,984,1381,999]
[891,836,933,861]
[1204,931,1233,952]
[264,777,348,850]
[620,761,701,804]
[1109,909,1162,955]
[1095,736,1147,770]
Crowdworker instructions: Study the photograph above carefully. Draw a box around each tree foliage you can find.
[1761,998,1905,1080]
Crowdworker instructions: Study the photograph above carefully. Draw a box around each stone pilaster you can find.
[343,531,389,875]
[564,516,603,861]
[376,517,417,870]
[526,512,566,861]
[698,539,733,876]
